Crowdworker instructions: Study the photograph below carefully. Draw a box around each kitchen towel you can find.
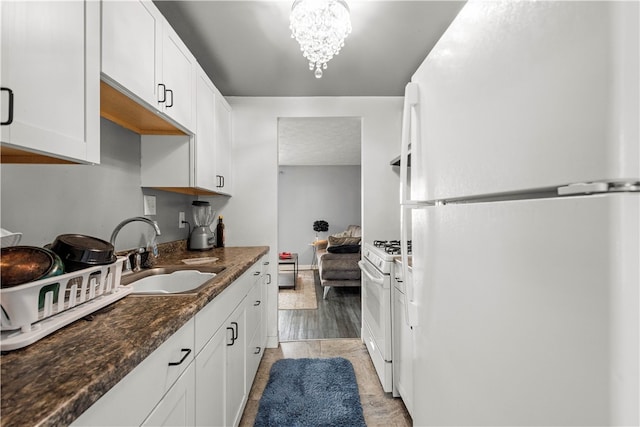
[254,357,366,427]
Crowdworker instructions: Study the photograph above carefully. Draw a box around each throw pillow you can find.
[314,239,328,250]
[327,244,361,254]
[327,235,361,247]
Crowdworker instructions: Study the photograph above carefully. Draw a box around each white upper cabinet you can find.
[214,94,233,195]
[194,69,218,192]
[101,0,161,108]
[0,0,100,164]
[160,25,196,132]
[141,67,233,196]
[101,0,195,133]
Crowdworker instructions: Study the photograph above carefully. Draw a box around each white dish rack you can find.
[1,256,131,351]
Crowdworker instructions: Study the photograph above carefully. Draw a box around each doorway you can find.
[276,116,363,341]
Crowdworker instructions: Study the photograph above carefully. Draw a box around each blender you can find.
[189,201,215,250]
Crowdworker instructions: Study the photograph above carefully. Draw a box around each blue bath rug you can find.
[254,357,367,427]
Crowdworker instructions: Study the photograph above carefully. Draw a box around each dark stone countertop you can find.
[0,243,269,427]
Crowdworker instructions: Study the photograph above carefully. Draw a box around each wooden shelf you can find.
[0,145,76,164]
[100,81,186,136]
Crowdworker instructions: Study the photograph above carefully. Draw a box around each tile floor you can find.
[239,339,412,427]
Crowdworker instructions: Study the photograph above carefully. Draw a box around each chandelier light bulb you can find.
[290,0,352,79]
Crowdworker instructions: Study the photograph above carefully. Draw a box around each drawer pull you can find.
[158,83,166,103]
[166,89,174,108]
[253,271,260,276]
[168,348,191,366]
[227,322,239,346]
[254,347,261,354]
[254,300,261,306]
[1,87,14,125]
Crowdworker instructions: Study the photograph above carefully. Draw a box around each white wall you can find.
[278,165,361,267]
[225,96,403,347]
[0,119,201,251]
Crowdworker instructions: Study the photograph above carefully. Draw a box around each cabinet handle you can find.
[254,347,261,354]
[226,327,235,346]
[263,261,270,266]
[231,321,238,340]
[266,273,272,284]
[221,176,225,188]
[254,300,261,306]
[166,89,174,108]
[158,83,166,103]
[216,175,222,188]
[253,271,260,276]
[1,87,14,125]
[168,348,191,366]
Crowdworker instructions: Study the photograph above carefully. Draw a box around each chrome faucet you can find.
[110,217,162,272]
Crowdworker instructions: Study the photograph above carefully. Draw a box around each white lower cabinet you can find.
[392,265,414,418]
[71,319,195,426]
[72,255,269,427]
[142,361,195,426]
[195,258,265,427]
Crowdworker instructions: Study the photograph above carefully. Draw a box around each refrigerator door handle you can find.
[401,204,419,327]
[400,82,419,205]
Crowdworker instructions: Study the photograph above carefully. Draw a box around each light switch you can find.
[143,195,157,216]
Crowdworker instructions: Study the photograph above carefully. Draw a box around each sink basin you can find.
[122,266,225,295]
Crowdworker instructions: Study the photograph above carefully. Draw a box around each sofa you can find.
[314,225,361,299]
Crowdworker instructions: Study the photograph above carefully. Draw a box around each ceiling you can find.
[152,1,465,165]
[152,0,466,97]
[278,117,362,165]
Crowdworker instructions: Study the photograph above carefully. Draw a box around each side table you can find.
[278,253,298,289]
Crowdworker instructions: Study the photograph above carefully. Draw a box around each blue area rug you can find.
[254,357,367,427]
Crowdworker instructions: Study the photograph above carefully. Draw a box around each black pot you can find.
[50,234,115,272]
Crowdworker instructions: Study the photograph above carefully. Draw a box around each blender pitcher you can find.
[189,201,215,250]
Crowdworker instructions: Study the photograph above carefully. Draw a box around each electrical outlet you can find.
[179,212,185,228]
[143,195,156,215]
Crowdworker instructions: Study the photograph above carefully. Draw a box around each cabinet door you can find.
[195,302,247,427]
[214,94,232,195]
[194,70,217,192]
[392,285,413,417]
[101,0,160,107]
[0,0,99,163]
[195,323,227,427]
[226,303,247,427]
[142,361,196,427]
[161,24,195,132]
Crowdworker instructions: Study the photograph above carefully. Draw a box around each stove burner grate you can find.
[372,239,412,255]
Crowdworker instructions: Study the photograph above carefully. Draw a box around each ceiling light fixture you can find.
[289,0,352,79]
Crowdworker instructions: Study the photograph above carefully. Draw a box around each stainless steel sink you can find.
[121,266,225,295]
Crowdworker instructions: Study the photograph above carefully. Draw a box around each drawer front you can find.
[245,281,262,340]
[195,266,254,353]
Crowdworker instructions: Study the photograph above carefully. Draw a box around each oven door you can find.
[358,260,392,361]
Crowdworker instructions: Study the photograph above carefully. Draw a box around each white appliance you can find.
[399,1,639,426]
[391,258,413,417]
[358,241,401,393]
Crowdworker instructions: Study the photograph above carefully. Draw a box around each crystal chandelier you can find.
[289,0,352,79]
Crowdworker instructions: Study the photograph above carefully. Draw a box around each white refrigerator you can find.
[399,1,639,426]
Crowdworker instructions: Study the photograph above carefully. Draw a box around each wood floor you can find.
[278,269,361,341]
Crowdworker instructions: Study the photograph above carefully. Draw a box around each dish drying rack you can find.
[1,257,131,351]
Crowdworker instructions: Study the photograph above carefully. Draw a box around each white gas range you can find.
[358,240,411,392]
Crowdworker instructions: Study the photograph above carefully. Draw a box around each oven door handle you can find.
[358,261,385,285]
